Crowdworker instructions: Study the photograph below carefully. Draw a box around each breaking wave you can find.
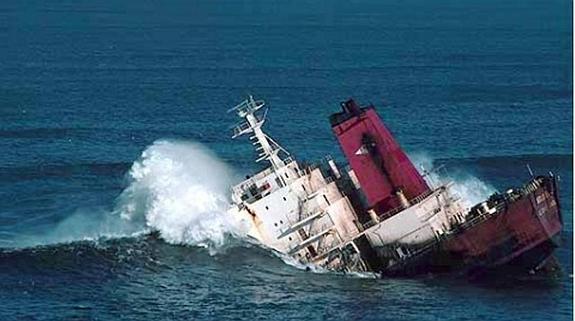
[7,142,495,269]
[410,153,496,208]
[8,140,247,252]
[114,140,247,250]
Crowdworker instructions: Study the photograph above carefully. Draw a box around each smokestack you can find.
[330,99,430,214]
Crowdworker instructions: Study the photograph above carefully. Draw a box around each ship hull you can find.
[229,97,563,279]
[380,176,562,277]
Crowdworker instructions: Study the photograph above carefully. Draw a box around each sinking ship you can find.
[227,96,563,277]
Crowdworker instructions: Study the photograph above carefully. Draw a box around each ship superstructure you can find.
[227,96,563,276]
[228,96,365,270]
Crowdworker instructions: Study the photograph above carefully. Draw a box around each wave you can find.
[2,229,570,281]
[0,233,381,280]
[3,142,570,275]
[410,153,496,208]
[5,140,249,253]
[0,235,278,275]
[114,139,248,250]
[413,152,572,203]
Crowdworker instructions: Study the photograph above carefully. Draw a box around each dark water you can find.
[0,0,572,320]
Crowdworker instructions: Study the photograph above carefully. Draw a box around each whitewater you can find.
[5,139,497,264]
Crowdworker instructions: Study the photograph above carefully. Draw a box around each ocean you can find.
[0,0,572,320]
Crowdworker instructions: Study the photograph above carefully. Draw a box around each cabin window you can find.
[285,173,289,179]
[274,223,278,227]
[283,197,287,201]
[265,206,269,210]
[323,195,330,206]
[288,237,292,241]
[280,220,283,224]
[302,185,307,192]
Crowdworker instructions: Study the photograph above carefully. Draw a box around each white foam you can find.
[410,153,495,208]
[115,140,247,250]
[7,140,248,250]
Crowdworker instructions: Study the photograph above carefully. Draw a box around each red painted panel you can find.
[443,187,562,265]
[331,100,430,212]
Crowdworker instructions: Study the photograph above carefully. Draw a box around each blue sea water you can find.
[0,0,572,320]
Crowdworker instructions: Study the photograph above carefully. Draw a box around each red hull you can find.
[439,176,562,273]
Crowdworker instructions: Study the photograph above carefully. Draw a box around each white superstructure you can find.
[228,96,468,273]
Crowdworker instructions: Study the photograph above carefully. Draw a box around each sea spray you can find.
[4,207,143,249]
[116,140,248,250]
[409,153,495,208]
[4,140,248,251]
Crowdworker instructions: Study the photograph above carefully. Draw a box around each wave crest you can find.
[410,153,496,208]
[115,140,247,250]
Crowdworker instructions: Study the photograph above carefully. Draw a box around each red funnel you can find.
[330,99,430,214]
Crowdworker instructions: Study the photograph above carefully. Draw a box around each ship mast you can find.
[229,95,290,172]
